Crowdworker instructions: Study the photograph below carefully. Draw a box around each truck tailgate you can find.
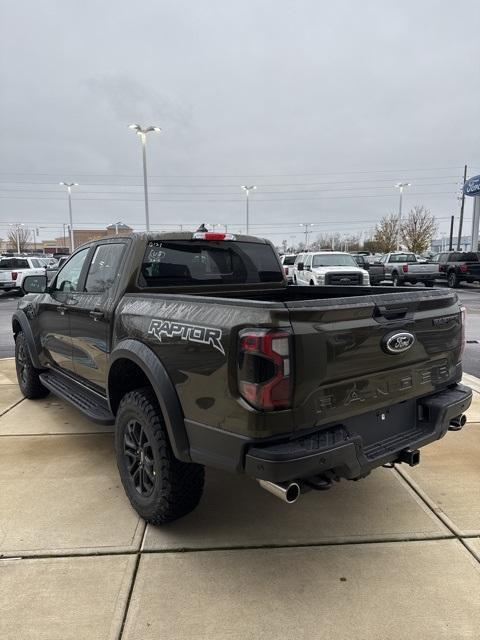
[287,289,463,430]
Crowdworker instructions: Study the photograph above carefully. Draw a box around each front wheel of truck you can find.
[115,388,205,525]
[15,332,49,399]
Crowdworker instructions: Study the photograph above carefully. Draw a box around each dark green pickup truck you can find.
[12,231,472,523]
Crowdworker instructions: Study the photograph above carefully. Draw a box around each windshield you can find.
[140,240,283,287]
[0,258,29,270]
[312,254,357,267]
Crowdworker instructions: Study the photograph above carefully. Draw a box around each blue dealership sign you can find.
[463,174,480,197]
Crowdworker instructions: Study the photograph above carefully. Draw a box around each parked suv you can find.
[295,251,369,286]
[431,252,480,288]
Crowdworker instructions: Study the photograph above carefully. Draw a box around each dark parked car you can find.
[351,254,386,285]
[12,231,471,524]
[430,252,480,288]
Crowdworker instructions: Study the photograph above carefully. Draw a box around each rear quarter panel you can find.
[112,294,295,437]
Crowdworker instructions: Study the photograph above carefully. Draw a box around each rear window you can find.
[0,258,29,269]
[389,254,416,263]
[282,255,296,265]
[451,252,478,262]
[139,240,283,287]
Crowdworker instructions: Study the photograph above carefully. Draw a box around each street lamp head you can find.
[128,124,141,131]
[241,185,256,192]
[146,126,161,133]
[395,182,411,189]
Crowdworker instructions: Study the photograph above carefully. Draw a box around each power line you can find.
[0,165,466,179]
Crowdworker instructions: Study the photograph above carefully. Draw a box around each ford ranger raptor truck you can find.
[12,231,472,524]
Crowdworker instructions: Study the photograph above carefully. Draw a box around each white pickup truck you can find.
[0,256,49,293]
[380,252,439,287]
[295,251,370,286]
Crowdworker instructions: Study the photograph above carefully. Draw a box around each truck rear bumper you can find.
[186,384,472,483]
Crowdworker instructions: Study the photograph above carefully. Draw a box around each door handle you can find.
[57,306,67,315]
[89,310,104,321]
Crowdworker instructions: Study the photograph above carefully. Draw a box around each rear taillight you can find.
[402,264,409,273]
[237,328,293,410]
[460,306,466,360]
[12,271,18,281]
[284,267,289,275]
[460,263,468,273]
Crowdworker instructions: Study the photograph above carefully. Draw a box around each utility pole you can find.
[449,215,455,251]
[299,223,314,250]
[456,164,468,250]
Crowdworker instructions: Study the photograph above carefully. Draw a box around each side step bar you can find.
[39,370,115,425]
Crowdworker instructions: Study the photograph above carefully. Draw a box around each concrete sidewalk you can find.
[0,357,479,639]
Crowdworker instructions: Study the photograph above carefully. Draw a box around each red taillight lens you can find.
[192,232,236,241]
[12,271,18,280]
[284,267,289,275]
[402,264,408,273]
[237,328,293,411]
[460,263,468,273]
[459,306,466,360]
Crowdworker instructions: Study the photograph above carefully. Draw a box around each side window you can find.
[55,248,89,292]
[304,254,312,268]
[84,244,125,293]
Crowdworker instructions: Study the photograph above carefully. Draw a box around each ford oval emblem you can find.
[383,331,415,354]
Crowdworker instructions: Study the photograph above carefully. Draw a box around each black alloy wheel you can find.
[124,419,155,497]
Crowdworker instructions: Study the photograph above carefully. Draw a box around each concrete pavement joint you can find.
[394,465,480,565]
[0,532,458,562]
[118,520,148,640]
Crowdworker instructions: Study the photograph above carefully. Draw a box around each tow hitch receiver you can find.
[397,448,420,467]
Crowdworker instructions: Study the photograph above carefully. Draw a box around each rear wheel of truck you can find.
[15,332,49,399]
[392,272,402,286]
[115,388,205,525]
[448,271,460,288]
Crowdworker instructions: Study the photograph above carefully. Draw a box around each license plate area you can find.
[345,400,417,448]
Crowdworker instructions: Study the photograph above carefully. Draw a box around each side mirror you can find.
[22,274,47,294]
[297,262,304,271]
[363,262,370,270]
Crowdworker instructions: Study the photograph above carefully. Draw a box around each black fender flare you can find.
[108,339,191,462]
[11,310,42,368]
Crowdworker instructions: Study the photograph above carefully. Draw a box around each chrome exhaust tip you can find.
[257,479,301,504]
[449,414,467,431]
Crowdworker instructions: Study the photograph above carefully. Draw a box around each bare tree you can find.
[8,226,31,252]
[373,214,399,253]
[400,206,438,254]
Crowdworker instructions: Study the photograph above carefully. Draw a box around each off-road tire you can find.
[15,332,49,399]
[115,388,205,525]
[448,271,460,288]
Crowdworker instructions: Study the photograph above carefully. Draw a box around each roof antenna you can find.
[196,223,208,232]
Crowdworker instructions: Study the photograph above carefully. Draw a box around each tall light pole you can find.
[241,185,256,234]
[9,222,24,253]
[128,124,161,233]
[299,223,315,250]
[60,182,78,253]
[395,182,411,250]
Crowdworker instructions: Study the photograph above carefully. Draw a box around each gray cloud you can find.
[0,0,479,243]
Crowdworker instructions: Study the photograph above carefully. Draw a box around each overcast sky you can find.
[1,0,479,246]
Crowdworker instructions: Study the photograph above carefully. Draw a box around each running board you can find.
[39,370,115,425]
